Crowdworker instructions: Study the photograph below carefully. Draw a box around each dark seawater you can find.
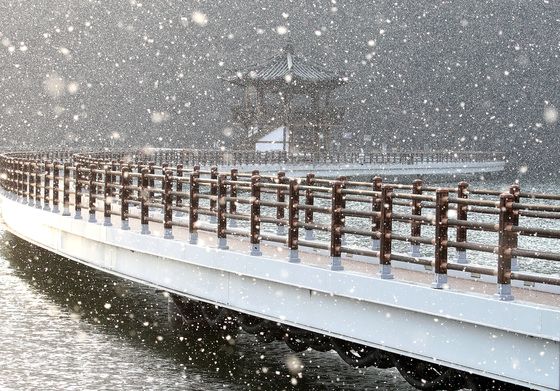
[0,232,414,391]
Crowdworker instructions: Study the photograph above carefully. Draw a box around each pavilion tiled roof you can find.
[224,45,345,86]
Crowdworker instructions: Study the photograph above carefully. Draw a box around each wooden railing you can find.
[0,150,558,301]
[70,148,503,167]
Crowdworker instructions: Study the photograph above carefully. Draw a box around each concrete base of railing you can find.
[455,250,467,264]
[410,244,421,258]
[330,256,344,271]
[432,273,448,289]
[250,243,262,256]
[511,256,519,271]
[287,249,300,263]
[217,237,228,250]
[305,229,315,241]
[496,284,514,301]
[378,264,394,279]
[164,228,174,240]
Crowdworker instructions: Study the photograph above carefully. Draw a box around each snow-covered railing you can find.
[0,151,558,300]
[70,148,504,167]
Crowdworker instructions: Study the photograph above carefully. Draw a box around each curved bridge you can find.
[0,150,557,391]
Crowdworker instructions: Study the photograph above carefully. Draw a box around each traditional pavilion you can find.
[223,45,346,153]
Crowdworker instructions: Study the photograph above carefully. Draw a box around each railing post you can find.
[378,185,394,279]
[12,159,17,199]
[455,181,469,264]
[6,158,13,198]
[304,173,315,240]
[11,159,17,198]
[103,166,112,226]
[3,158,9,195]
[287,179,300,263]
[33,160,41,209]
[175,164,184,217]
[140,167,150,234]
[52,162,59,213]
[163,169,174,239]
[88,164,97,222]
[43,162,51,211]
[15,160,21,200]
[276,171,286,235]
[229,168,238,227]
[209,166,218,223]
[433,189,449,288]
[34,161,42,208]
[21,162,28,204]
[189,169,199,244]
[121,167,130,230]
[371,176,382,250]
[410,179,422,257]
[509,184,521,271]
[250,170,262,256]
[74,163,82,219]
[497,193,515,301]
[148,161,155,208]
[28,162,35,207]
[63,163,71,216]
[10,159,15,198]
[14,160,22,201]
[330,181,344,271]
[217,174,228,249]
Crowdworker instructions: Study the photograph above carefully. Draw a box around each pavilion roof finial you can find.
[283,43,295,55]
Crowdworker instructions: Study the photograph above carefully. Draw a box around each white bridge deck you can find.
[1,193,558,391]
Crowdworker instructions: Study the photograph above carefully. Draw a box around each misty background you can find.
[0,0,558,174]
